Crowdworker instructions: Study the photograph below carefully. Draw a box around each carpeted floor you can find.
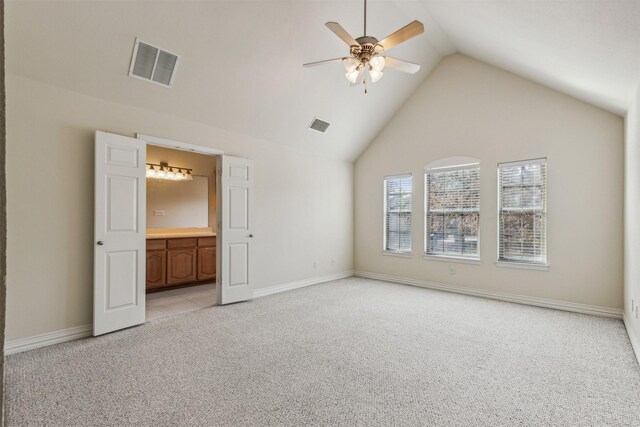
[6,277,640,426]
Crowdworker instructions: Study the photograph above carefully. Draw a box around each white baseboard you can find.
[354,271,623,319]
[252,271,354,299]
[6,271,622,355]
[5,272,355,355]
[623,313,640,366]
[5,324,93,356]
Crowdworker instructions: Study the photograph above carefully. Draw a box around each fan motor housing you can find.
[352,36,380,62]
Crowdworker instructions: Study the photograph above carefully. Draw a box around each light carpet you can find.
[6,277,640,426]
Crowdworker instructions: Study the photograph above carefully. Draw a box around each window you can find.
[425,163,480,259]
[384,175,412,253]
[498,158,547,265]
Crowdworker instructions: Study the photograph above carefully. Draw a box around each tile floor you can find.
[146,283,217,321]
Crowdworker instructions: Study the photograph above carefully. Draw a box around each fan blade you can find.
[349,68,366,87]
[384,57,421,74]
[377,20,424,52]
[325,22,359,47]
[303,57,347,67]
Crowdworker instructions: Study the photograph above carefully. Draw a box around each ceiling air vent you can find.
[128,38,181,87]
[308,117,331,133]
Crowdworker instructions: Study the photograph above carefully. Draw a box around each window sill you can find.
[422,255,481,265]
[382,251,413,258]
[495,261,549,271]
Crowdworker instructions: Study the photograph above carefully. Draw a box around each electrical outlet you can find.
[449,265,456,275]
[153,209,165,216]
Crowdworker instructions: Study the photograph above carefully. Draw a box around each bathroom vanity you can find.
[146,229,216,291]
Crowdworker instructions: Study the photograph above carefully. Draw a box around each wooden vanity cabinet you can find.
[146,239,167,289]
[146,236,216,291]
[197,237,217,281]
[167,248,197,284]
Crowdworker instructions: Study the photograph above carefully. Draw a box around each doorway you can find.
[144,144,219,321]
[93,131,254,336]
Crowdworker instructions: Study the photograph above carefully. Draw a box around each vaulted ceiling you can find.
[6,1,640,161]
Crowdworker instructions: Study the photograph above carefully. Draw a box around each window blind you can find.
[425,164,480,258]
[384,175,412,253]
[498,158,547,265]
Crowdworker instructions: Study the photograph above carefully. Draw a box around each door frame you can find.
[136,133,225,304]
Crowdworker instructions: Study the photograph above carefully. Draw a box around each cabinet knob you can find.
[97,241,104,246]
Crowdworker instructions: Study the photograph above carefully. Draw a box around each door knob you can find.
[249,234,254,238]
[97,241,104,246]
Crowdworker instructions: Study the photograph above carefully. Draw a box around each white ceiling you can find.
[421,0,640,116]
[6,1,640,161]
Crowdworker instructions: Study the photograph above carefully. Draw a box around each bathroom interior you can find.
[144,145,218,320]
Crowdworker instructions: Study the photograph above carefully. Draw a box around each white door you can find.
[218,155,254,304]
[94,131,146,336]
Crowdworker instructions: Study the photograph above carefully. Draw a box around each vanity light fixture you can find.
[146,162,193,181]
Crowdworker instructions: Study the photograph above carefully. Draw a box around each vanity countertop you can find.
[146,228,216,239]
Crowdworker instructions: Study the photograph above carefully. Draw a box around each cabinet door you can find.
[198,247,217,281]
[146,250,166,289]
[167,248,197,284]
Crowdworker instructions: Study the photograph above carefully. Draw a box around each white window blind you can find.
[425,164,480,258]
[498,158,547,265]
[384,175,412,253]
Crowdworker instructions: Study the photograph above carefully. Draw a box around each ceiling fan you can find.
[303,0,424,92]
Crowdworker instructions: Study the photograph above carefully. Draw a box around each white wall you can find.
[146,145,217,229]
[624,82,640,355]
[355,54,624,309]
[6,74,354,341]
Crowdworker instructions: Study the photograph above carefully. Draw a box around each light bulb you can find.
[370,69,383,83]
[186,172,193,181]
[167,169,176,179]
[343,57,359,73]
[157,168,167,178]
[370,56,385,72]
[345,69,359,84]
[176,170,185,180]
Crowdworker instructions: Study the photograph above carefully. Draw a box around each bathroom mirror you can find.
[146,175,210,228]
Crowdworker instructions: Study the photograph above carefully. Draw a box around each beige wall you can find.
[355,54,624,309]
[624,82,640,347]
[146,145,216,229]
[6,74,354,341]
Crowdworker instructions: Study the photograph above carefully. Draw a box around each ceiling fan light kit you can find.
[304,0,424,92]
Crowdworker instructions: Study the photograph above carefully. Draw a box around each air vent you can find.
[308,117,331,133]
[129,38,181,87]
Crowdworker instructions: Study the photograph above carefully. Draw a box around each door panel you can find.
[229,186,248,229]
[107,176,138,232]
[219,155,253,304]
[197,247,217,281]
[228,243,248,286]
[105,251,138,310]
[167,249,197,284]
[94,131,146,336]
[146,250,166,289]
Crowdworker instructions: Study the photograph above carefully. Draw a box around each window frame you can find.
[383,174,413,255]
[424,162,481,261]
[496,158,548,270]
